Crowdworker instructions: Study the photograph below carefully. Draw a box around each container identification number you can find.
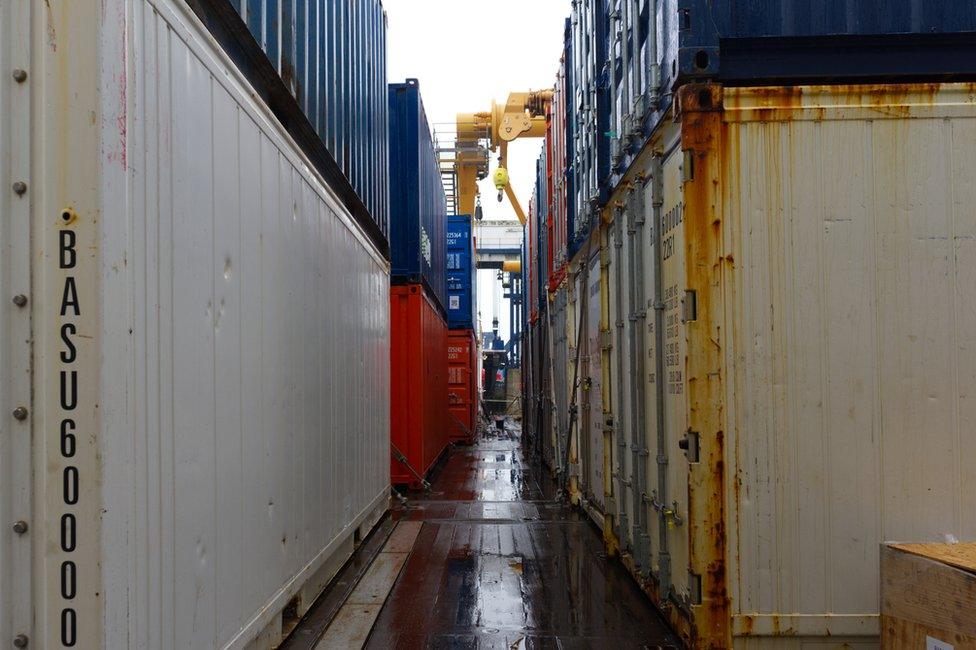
[58,223,81,646]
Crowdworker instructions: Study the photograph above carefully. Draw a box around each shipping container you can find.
[388,80,448,313]
[553,82,976,648]
[525,197,539,324]
[446,215,477,330]
[534,152,550,316]
[570,0,611,250]
[390,285,449,487]
[548,44,570,290]
[601,0,976,200]
[190,0,390,251]
[447,330,479,443]
[0,1,392,646]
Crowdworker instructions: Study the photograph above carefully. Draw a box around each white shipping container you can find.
[565,82,976,648]
[0,1,390,648]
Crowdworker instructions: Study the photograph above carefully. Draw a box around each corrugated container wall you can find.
[221,0,389,246]
[390,285,449,486]
[526,197,538,324]
[549,82,976,648]
[570,0,611,250]
[446,215,477,330]
[548,46,570,289]
[561,17,579,261]
[388,79,448,313]
[0,1,391,646]
[534,152,549,317]
[447,330,479,443]
[600,0,976,205]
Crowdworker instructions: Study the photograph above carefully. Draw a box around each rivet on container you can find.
[13,634,29,648]
[12,294,27,308]
[12,520,28,535]
[12,406,28,421]
[12,181,26,195]
[12,69,27,83]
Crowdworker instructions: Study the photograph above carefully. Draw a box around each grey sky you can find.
[384,0,570,338]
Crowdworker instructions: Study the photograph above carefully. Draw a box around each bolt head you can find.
[12,406,28,421]
[12,294,27,308]
[12,181,26,195]
[11,69,27,83]
[12,520,27,535]
[13,633,28,648]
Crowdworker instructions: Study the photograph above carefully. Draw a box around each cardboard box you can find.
[881,542,976,649]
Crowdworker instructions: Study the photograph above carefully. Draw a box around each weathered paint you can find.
[542,81,976,648]
[677,83,731,649]
[9,1,393,646]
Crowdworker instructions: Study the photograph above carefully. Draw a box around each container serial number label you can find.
[56,219,82,646]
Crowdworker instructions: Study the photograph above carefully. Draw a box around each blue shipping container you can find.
[446,215,477,330]
[187,0,390,255]
[389,79,448,313]
[231,0,389,240]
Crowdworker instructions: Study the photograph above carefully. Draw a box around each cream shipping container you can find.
[536,82,976,648]
[0,0,390,647]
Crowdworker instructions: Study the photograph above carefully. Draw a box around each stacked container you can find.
[447,330,478,443]
[569,0,610,250]
[218,0,390,251]
[389,286,448,486]
[388,79,450,483]
[0,1,392,647]
[446,215,477,330]
[522,1,976,648]
[446,215,479,442]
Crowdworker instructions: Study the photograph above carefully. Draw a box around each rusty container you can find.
[390,285,448,487]
[545,82,976,649]
[447,329,478,443]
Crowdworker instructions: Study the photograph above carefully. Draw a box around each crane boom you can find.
[455,89,553,225]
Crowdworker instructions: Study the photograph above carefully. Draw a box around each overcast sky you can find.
[384,0,570,339]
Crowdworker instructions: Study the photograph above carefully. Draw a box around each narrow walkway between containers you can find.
[284,428,680,649]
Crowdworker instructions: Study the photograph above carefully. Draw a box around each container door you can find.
[550,289,569,470]
[643,143,691,599]
[608,213,632,547]
[585,250,605,510]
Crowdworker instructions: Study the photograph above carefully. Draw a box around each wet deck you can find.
[287,431,681,649]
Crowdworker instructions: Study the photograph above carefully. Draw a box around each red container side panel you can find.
[447,329,478,443]
[549,55,569,292]
[545,104,555,285]
[390,284,449,486]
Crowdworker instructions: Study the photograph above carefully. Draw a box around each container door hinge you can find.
[681,290,697,323]
[681,149,695,182]
[689,572,703,606]
[601,329,613,351]
[678,430,700,463]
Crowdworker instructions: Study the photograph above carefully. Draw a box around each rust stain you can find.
[44,0,58,51]
[676,83,731,650]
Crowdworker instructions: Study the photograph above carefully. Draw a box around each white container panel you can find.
[13,0,391,647]
[585,251,606,508]
[720,85,976,642]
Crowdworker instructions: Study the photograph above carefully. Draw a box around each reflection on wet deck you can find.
[368,434,681,649]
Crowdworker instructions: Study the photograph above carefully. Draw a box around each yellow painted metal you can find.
[455,90,553,223]
[599,224,619,556]
[501,260,521,273]
[492,166,509,191]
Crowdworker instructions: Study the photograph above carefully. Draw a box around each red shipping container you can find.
[548,54,569,292]
[447,329,478,443]
[390,284,449,487]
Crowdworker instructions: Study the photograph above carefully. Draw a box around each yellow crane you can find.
[455,90,553,225]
